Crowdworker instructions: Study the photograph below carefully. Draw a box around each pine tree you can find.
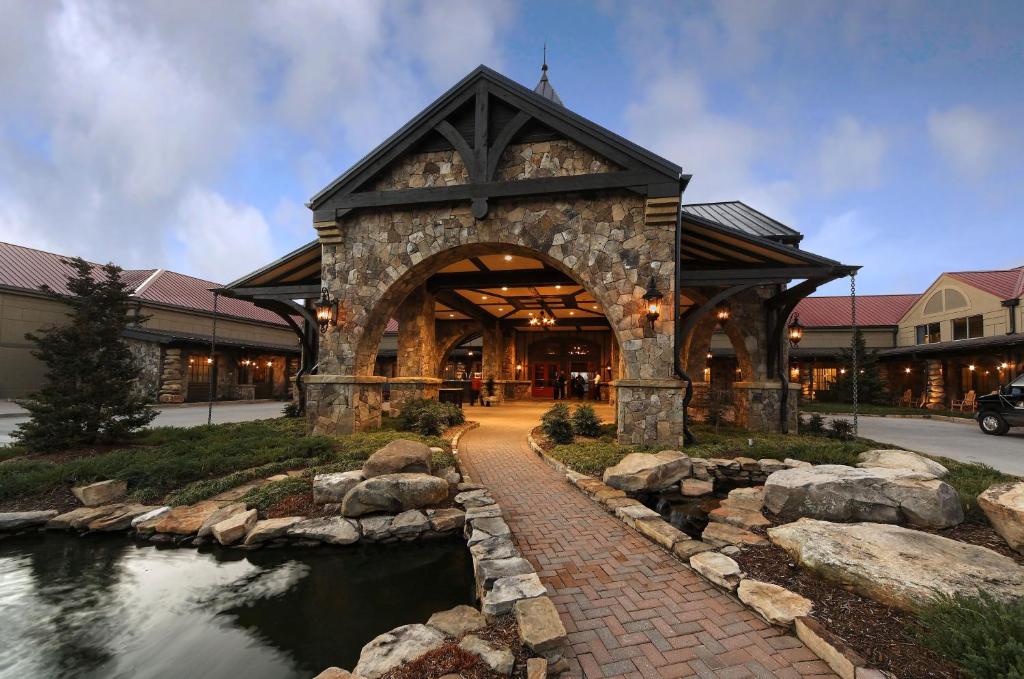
[15,258,156,450]
[829,328,889,405]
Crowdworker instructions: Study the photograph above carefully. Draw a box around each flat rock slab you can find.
[724,487,765,512]
[459,634,514,675]
[857,449,948,478]
[769,518,1024,611]
[978,481,1024,553]
[763,464,964,529]
[0,510,57,531]
[427,604,487,638]
[708,506,771,531]
[49,505,123,531]
[154,501,222,535]
[603,451,692,492]
[313,470,365,505]
[482,573,547,616]
[702,521,767,548]
[212,508,258,545]
[353,623,446,679]
[680,479,714,497]
[363,439,432,478]
[635,518,688,550]
[197,502,247,537]
[514,595,567,653]
[427,508,466,532]
[287,516,360,545]
[360,515,394,542]
[392,509,429,539]
[88,504,161,532]
[342,473,448,517]
[71,479,127,507]
[689,551,742,590]
[470,536,519,563]
[672,538,716,559]
[614,504,661,528]
[244,516,302,545]
[476,556,534,590]
[737,579,813,626]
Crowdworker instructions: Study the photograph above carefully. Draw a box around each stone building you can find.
[227,65,854,446]
[0,242,299,402]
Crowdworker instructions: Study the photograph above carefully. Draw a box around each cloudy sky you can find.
[1,1,1021,294]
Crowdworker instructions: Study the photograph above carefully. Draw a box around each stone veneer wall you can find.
[157,347,185,403]
[614,379,689,445]
[494,139,620,181]
[306,375,384,435]
[370,149,469,191]
[732,382,801,433]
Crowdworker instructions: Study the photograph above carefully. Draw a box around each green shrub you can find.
[166,459,309,506]
[570,404,602,437]
[397,398,464,436]
[281,402,302,418]
[802,413,826,436]
[916,593,1024,678]
[828,418,855,440]
[242,476,312,513]
[541,403,574,444]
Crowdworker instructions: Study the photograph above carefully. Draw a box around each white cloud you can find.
[928,106,1003,179]
[816,116,887,193]
[172,188,275,283]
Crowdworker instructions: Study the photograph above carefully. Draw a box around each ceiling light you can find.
[555,284,562,289]
[498,307,503,311]
[569,311,575,315]
[501,286,508,291]
[449,313,454,317]
[503,254,512,261]
[481,295,488,300]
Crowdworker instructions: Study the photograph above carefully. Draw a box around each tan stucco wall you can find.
[142,306,296,346]
[709,327,895,352]
[896,274,1018,346]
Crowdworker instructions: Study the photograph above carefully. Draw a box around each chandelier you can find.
[529,310,556,326]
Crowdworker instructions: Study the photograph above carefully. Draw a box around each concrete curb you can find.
[805,410,974,425]
[528,434,893,679]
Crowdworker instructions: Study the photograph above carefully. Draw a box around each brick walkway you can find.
[457,403,836,679]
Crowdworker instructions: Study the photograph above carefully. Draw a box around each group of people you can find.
[552,371,602,401]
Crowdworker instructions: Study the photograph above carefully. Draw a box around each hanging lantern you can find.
[787,314,805,347]
[315,287,338,334]
[642,276,663,329]
[715,305,730,323]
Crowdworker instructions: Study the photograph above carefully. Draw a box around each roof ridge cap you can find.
[131,268,165,297]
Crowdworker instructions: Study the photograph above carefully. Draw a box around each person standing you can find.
[592,372,601,401]
[470,373,482,406]
[556,371,567,400]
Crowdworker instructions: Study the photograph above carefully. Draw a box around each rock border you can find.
[529,437,893,679]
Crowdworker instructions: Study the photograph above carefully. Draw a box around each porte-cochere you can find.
[224,65,855,447]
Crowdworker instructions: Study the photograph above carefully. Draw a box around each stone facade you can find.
[306,375,385,435]
[732,382,801,433]
[612,379,689,445]
[494,139,620,182]
[158,347,185,403]
[370,149,469,191]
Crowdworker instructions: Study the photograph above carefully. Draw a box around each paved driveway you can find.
[0,401,286,445]
[820,414,1024,476]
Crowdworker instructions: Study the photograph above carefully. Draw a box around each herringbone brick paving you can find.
[457,403,836,679]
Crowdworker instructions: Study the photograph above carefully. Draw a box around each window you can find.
[952,314,984,340]
[812,367,837,397]
[916,322,941,344]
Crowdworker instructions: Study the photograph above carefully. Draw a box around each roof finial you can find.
[534,42,563,106]
[542,42,548,73]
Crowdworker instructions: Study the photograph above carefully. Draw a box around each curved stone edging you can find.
[539,436,891,679]
[449,421,480,482]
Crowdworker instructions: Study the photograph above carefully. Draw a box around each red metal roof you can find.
[946,267,1024,301]
[0,241,288,327]
[384,318,399,335]
[792,294,920,328]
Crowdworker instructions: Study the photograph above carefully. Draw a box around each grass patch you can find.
[939,460,1017,520]
[0,417,459,507]
[916,593,1024,678]
[0,443,28,461]
[242,476,312,513]
[801,401,975,419]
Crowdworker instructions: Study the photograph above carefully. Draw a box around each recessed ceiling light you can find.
[501,286,508,291]
[481,295,488,300]
[555,284,562,289]
[528,312,533,315]
[503,255,512,261]
[498,307,503,311]
[592,305,598,309]
[449,313,454,317]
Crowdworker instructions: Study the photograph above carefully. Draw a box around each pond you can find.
[0,533,475,679]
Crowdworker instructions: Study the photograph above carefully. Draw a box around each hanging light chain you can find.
[850,272,858,437]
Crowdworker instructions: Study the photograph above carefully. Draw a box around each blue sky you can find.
[1,1,1021,295]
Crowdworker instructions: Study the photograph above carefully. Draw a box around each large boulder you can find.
[857,449,949,478]
[769,518,1024,611]
[313,471,365,505]
[603,451,691,492]
[353,624,446,679]
[978,481,1024,554]
[71,479,127,507]
[0,510,57,531]
[763,464,963,528]
[341,473,448,517]
[362,440,432,478]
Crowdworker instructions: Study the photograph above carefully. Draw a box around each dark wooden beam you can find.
[219,284,322,299]
[502,317,610,329]
[486,111,530,180]
[680,267,838,284]
[325,170,664,211]
[435,290,492,323]
[426,268,575,291]
[474,82,489,179]
[435,120,478,179]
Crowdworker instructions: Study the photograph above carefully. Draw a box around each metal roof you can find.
[682,202,802,245]
[946,267,1024,301]
[792,294,920,328]
[877,332,1024,358]
[122,327,300,353]
[0,241,289,327]
[533,61,563,106]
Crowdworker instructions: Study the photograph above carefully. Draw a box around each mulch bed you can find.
[733,543,963,679]
[264,491,317,519]
[0,484,79,514]
[380,615,531,679]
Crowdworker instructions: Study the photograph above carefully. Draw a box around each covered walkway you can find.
[457,403,835,678]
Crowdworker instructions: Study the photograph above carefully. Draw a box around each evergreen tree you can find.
[828,328,889,405]
[15,258,156,450]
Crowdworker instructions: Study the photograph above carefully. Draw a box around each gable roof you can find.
[308,65,683,212]
[0,241,288,327]
[945,267,1024,301]
[682,201,802,245]
[792,294,921,328]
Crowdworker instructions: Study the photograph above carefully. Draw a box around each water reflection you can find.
[0,533,474,679]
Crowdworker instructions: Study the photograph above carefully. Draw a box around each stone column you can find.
[480,320,505,402]
[391,285,442,411]
[305,375,385,434]
[158,348,185,403]
[733,381,801,433]
[925,359,945,410]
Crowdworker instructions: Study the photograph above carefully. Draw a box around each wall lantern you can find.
[715,305,731,323]
[787,314,804,347]
[642,276,663,329]
[969,364,976,371]
[315,287,338,334]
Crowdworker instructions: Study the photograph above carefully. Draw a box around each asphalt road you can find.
[823,414,1024,476]
[0,401,286,445]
